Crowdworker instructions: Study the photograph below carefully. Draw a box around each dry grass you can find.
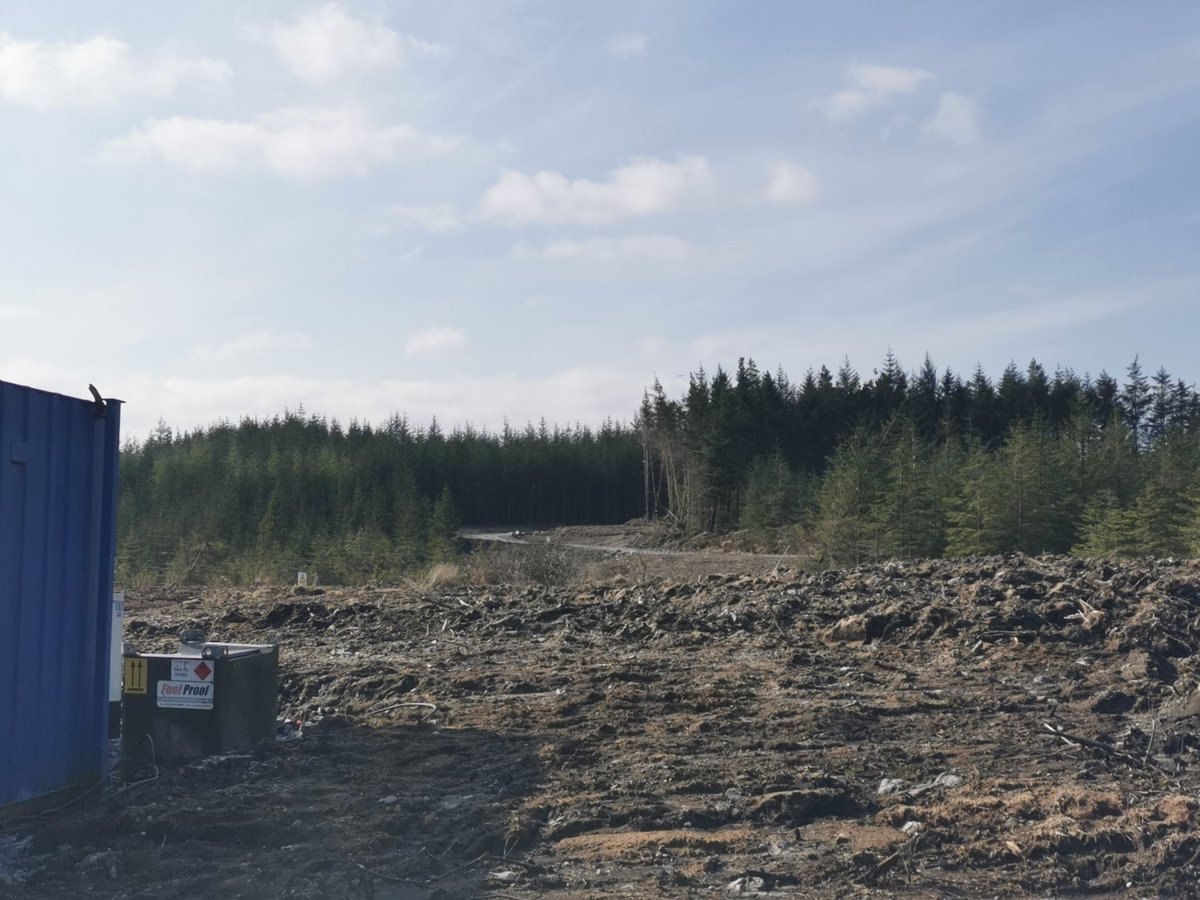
[420,561,466,589]
[462,543,588,587]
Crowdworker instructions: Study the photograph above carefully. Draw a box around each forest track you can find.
[7,554,1200,897]
[463,528,712,557]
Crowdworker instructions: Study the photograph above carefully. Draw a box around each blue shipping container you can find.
[0,379,121,808]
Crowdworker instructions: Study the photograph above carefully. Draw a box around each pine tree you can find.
[910,354,941,441]
[1147,367,1174,443]
[836,357,860,392]
[946,424,1073,555]
[1121,357,1151,449]
[997,361,1028,424]
[1073,490,1139,557]
[428,485,462,563]
[967,365,1000,444]
[1090,371,1120,427]
[873,427,950,558]
[1026,360,1051,417]
[1003,423,1075,553]
[946,441,1004,555]
[741,451,802,532]
[1132,435,1198,557]
[813,433,888,565]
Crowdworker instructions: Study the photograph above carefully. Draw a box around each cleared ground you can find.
[5,536,1200,897]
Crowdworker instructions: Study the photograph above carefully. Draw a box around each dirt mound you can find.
[6,554,1200,897]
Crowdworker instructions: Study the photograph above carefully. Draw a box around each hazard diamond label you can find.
[171,659,215,682]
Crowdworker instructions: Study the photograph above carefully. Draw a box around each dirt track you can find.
[5,546,1200,898]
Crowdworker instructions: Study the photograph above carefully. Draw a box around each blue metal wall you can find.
[0,380,121,807]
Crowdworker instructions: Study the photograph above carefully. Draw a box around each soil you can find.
[5,540,1200,898]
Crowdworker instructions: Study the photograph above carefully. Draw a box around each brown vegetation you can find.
[7,542,1200,897]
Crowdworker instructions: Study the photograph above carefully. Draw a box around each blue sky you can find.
[1,1,1197,438]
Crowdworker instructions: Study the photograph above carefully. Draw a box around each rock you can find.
[909,773,963,795]
[726,875,766,893]
[829,615,870,641]
[881,772,962,797]
[878,778,908,796]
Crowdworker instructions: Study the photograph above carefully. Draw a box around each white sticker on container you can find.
[171,659,215,682]
[157,680,215,709]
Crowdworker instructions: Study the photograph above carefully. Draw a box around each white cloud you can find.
[404,326,466,356]
[190,330,313,363]
[0,357,645,438]
[479,155,712,226]
[387,203,463,233]
[266,3,443,85]
[607,32,647,59]
[924,92,982,146]
[820,62,932,120]
[764,161,819,205]
[0,32,229,107]
[687,291,1140,376]
[513,234,690,261]
[0,357,81,394]
[637,336,666,358]
[103,108,461,177]
[927,294,1130,346]
[0,303,35,321]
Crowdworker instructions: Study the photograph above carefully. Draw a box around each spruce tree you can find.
[873,426,950,558]
[946,441,1005,555]
[1121,357,1151,449]
[428,485,462,563]
[741,451,801,532]
[813,433,887,565]
[1132,434,1198,557]
[1073,490,1139,557]
[1090,371,1120,427]
[911,354,941,441]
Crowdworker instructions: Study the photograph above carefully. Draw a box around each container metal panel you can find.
[0,379,121,808]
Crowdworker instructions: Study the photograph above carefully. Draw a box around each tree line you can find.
[640,355,1200,563]
[117,353,1200,585]
[116,412,642,585]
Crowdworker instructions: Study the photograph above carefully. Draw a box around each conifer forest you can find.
[116,354,1200,584]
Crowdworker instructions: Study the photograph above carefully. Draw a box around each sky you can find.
[1,1,1198,439]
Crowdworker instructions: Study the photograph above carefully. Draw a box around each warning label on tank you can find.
[171,659,214,682]
[157,681,215,709]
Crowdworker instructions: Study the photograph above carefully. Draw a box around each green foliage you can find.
[741,452,804,532]
[639,353,1200,563]
[428,485,463,563]
[117,410,643,585]
[116,354,1200,584]
[945,423,1075,556]
[1131,434,1199,557]
[812,433,888,566]
[1073,491,1139,557]
[874,431,954,559]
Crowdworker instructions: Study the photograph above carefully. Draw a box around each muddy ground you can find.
[5,540,1200,898]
